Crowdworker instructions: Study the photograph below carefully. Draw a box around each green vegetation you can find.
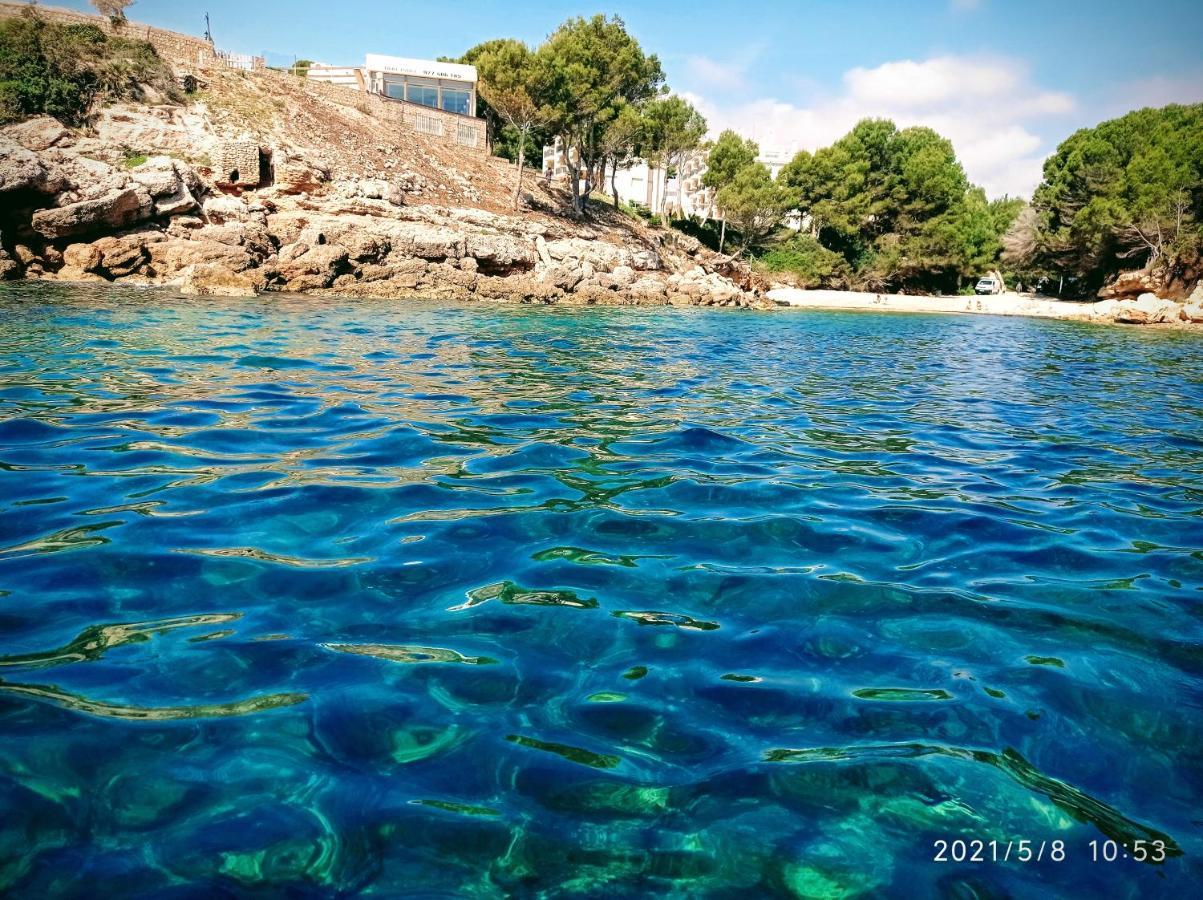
[776,119,1022,292]
[446,40,554,170]
[471,39,549,209]
[703,130,759,252]
[669,215,724,251]
[0,7,179,127]
[759,233,851,288]
[538,15,666,214]
[640,94,707,217]
[456,15,705,216]
[1015,103,1203,296]
[718,163,790,253]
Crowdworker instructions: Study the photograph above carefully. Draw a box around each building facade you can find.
[542,139,799,222]
[363,55,477,118]
[307,56,477,119]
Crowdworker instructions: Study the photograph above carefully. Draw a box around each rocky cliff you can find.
[0,61,769,309]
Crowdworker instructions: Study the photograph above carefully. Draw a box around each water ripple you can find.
[1,285,1201,895]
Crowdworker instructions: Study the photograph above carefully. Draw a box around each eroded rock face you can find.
[202,195,253,225]
[88,105,216,164]
[274,242,349,291]
[130,157,201,218]
[63,242,102,272]
[31,187,154,239]
[275,154,330,195]
[0,247,20,280]
[465,234,536,274]
[1113,293,1185,324]
[0,139,58,195]
[1,108,766,309]
[147,239,255,277]
[1099,270,1160,300]
[94,232,162,277]
[3,117,71,153]
[179,263,263,297]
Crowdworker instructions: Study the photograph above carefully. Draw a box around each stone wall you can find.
[272,72,488,158]
[0,2,216,67]
[214,139,263,188]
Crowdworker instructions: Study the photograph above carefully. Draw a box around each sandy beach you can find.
[767,287,1105,322]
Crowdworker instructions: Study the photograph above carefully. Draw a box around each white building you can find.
[756,147,796,180]
[307,54,478,118]
[364,54,477,117]
[541,138,795,221]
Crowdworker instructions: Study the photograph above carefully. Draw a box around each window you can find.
[457,123,478,147]
[415,113,443,136]
[383,81,404,101]
[406,81,439,108]
[441,87,471,116]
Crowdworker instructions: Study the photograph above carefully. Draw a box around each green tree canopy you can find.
[537,14,664,213]
[472,39,550,208]
[443,40,544,163]
[640,94,706,216]
[716,163,789,252]
[1028,103,1203,294]
[775,118,1017,291]
[703,130,758,191]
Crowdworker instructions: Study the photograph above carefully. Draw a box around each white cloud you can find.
[684,55,750,91]
[684,55,1076,198]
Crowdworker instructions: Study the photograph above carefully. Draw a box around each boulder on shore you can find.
[1099,270,1160,300]
[31,186,153,239]
[179,263,263,297]
[1113,293,1185,325]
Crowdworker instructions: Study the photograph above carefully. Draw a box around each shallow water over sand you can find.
[1,284,1201,896]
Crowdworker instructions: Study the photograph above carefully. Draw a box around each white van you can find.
[975,276,1003,295]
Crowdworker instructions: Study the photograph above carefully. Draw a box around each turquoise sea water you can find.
[0,283,1201,897]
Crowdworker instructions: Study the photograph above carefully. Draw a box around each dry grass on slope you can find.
[195,67,565,215]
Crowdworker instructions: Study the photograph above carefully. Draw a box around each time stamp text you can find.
[932,838,1170,864]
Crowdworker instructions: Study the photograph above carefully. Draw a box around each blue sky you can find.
[58,0,1203,197]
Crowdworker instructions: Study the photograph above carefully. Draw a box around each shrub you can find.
[758,233,852,288]
[0,8,179,126]
[670,217,725,252]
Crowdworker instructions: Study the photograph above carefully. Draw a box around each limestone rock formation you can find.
[1,90,767,309]
[179,263,263,297]
[1112,293,1186,325]
[0,138,58,195]
[2,117,72,153]
[1098,269,1164,301]
[31,187,154,239]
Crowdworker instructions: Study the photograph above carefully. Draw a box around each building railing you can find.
[456,122,479,149]
[414,113,444,137]
[217,51,266,71]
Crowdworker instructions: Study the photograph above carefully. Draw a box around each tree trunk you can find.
[611,157,619,207]
[672,155,682,218]
[568,141,583,213]
[513,129,526,211]
[719,216,727,253]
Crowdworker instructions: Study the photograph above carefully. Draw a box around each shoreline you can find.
[11,278,1203,329]
[767,287,1203,329]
